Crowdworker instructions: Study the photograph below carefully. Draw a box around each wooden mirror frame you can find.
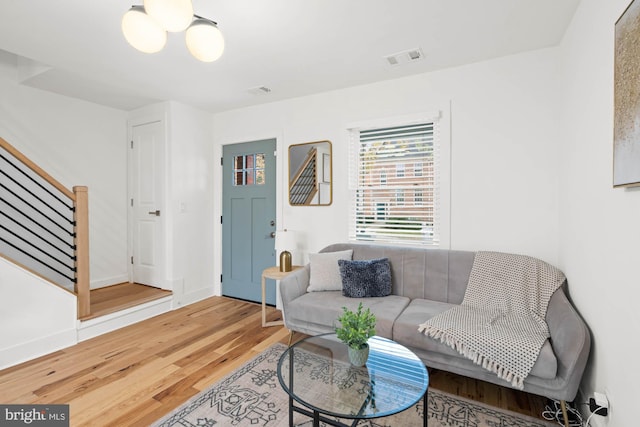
[288,140,332,206]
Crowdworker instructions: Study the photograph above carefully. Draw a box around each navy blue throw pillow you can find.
[338,258,392,298]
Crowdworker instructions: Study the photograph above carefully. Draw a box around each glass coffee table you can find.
[277,333,428,427]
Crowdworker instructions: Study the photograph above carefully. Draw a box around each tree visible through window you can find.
[350,122,438,245]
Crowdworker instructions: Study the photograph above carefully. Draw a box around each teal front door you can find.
[222,139,277,304]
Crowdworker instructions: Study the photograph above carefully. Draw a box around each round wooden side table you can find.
[261,265,303,327]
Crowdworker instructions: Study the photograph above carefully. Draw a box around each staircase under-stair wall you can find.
[0,256,76,370]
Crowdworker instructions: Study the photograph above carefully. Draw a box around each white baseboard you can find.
[91,275,129,290]
[77,295,173,341]
[173,286,214,309]
[0,329,77,371]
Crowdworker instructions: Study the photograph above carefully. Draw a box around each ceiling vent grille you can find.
[247,86,272,96]
[384,48,425,66]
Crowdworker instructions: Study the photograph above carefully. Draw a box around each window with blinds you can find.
[349,122,440,245]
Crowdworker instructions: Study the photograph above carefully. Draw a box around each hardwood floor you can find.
[0,296,548,426]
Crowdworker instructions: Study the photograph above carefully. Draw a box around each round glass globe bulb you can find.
[185,20,225,62]
[144,0,194,32]
[122,6,167,54]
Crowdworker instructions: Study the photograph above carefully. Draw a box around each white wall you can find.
[0,74,129,289]
[558,0,640,425]
[0,257,76,370]
[213,46,562,284]
[166,101,215,306]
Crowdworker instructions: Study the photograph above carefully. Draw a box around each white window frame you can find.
[347,109,451,248]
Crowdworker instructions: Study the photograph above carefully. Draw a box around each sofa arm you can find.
[545,289,591,401]
[279,265,310,326]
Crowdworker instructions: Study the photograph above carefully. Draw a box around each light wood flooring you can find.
[0,296,548,426]
[83,282,172,321]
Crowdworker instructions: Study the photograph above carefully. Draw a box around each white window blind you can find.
[349,121,440,245]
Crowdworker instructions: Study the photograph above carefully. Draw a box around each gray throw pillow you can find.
[307,250,354,292]
[338,258,392,298]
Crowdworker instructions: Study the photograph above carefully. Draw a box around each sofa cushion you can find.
[286,291,410,339]
[307,250,353,292]
[393,299,558,379]
[338,258,392,298]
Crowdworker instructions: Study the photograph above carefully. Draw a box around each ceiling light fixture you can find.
[122,1,224,62]
[144,0,193,32]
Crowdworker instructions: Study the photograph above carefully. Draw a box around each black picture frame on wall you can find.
[614,0,640,187]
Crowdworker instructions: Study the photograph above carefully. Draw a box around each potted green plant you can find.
[335,303,377,366]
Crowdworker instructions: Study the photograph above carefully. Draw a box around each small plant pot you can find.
[348,345,369,367]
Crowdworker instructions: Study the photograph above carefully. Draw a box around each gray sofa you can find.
[280,243,590,419]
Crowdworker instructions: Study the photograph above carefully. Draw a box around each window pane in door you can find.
[232,153,265,186]
[234,171,244,186]
[256,154,265,185]
[235,155,244,169]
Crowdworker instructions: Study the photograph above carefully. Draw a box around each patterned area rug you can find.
[152,343,555,427]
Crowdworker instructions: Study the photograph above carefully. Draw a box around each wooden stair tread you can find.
[80,283,172,321]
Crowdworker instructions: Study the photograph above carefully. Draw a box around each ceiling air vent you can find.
[247,86,272,96]
[384,48,425,67]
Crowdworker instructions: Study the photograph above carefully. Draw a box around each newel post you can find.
[73,186,90,318]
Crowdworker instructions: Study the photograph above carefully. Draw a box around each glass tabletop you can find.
[277,334,428,420]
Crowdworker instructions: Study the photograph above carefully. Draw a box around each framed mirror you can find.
[289,140,332,206]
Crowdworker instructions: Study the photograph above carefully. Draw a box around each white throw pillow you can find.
[307,250,354,292]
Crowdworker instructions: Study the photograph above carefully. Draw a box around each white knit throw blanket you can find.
[418,251,565,389]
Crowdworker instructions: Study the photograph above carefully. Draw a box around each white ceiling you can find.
[0,0,580,113]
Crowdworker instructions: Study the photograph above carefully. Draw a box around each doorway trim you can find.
[126,110,168,289]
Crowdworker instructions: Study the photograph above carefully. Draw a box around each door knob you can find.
[148,210,161,216]
[270,231,276,238]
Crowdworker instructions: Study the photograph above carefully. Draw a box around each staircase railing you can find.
[289,147,318,205]
[0,137,90,318]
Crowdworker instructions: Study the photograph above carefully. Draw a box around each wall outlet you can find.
[589,392,609,416]
[594,392,608,408]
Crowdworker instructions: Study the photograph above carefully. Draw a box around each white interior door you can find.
[130,120,165,288]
